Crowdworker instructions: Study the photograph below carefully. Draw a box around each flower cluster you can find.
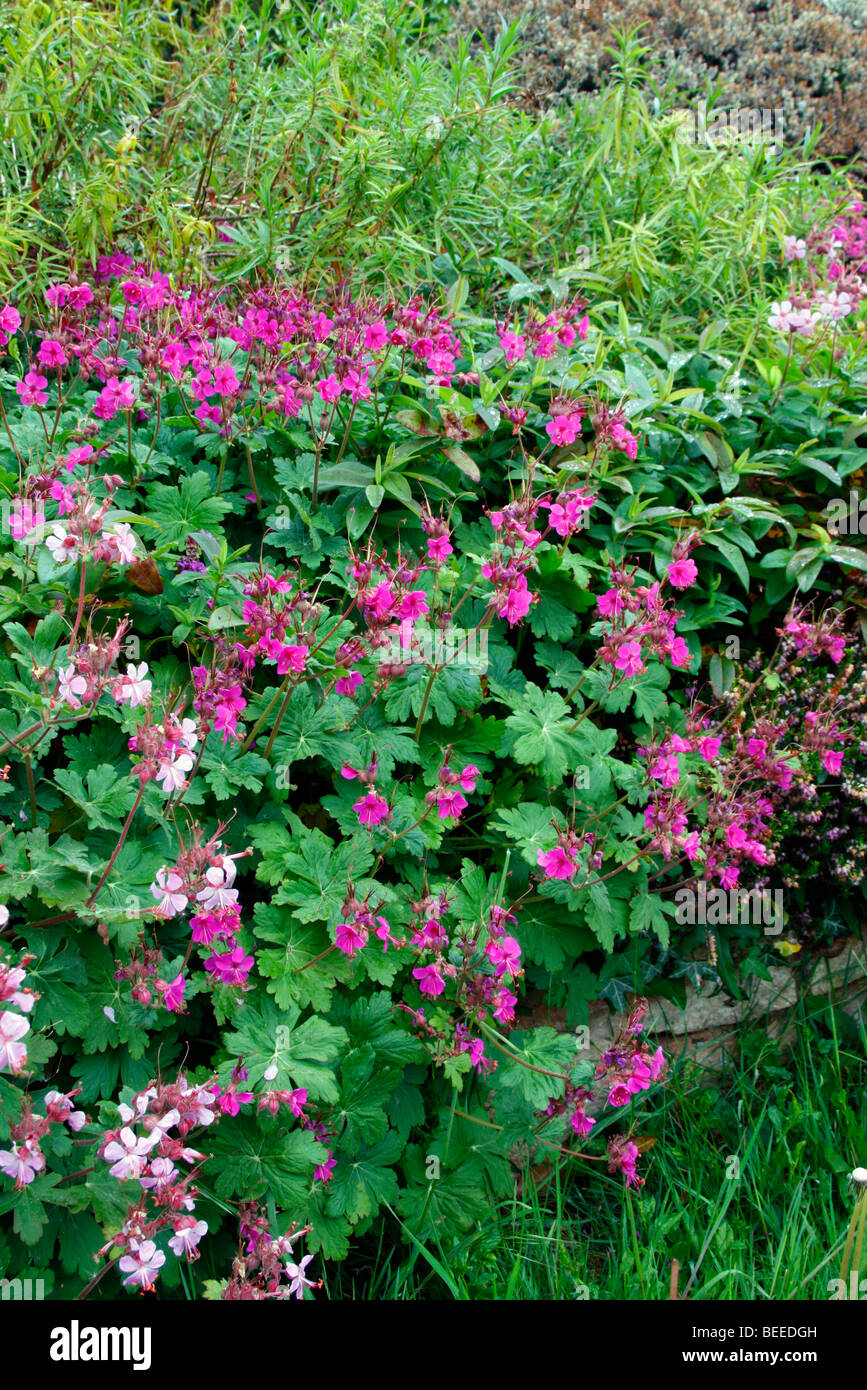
[0,1087,85,1188]
[0,949,37,1077]
[148,826,253,1003]
[770,198,867,340]
[223,1201,319,1300]
[596,552,697,678]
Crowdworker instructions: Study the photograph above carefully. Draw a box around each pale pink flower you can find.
[0,1140,44,1187]
[9,501,45,540]
[45,524,77,563]
[57,664,88,709]
[103,1126,160,1180]
[196,864,239,911]
[0,1010,29,1074]
[155,751,195,793]
[119,1239,166,1291]
[169,1217,208,1258]
[151,868,188,917]
[113,662,152,708]
[103,523,138,565]
[284,1253,317,1299]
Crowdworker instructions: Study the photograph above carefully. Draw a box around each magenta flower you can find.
[725,822,748,852]
[537,846,577,880]
[335,921,367,957]
[608,1083,632,1107]
[459,764,480,792]
[412,963,445,998]
[667,557,698,589]
[486,934,522,977]
[204,946,254,987]
[0,304,21,336]
[213,361,240,396]
[545,412,581,447]
[314,1149,336,1183]
[492,988,517,1024]
[824,748,843,775]
[335,671,363,696]
[427,534,453,562]
[597,588,625,617]
[37,338,66,369]
[315,373,341,402]
[353,791,389,827]
[400,590,429,620]
[436,786,468,821]
[364,321,388,350]
[15,370,48,407]
[498,329,526,362]
[614,640,645,676]
[161,974,186,1013]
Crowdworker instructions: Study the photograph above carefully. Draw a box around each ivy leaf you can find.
[629,891,672,947]
[253,903,347,1012]
[201,742,270,798]
[500,683,585,784]
[332,1045,401,1145]
[223,998,347,1101]
[327,1133,403,1224]
[585,879,629,952]
[210,1119,325,1208]
[145,470,233,547]
[492,802,561,867]
[53,764,136,831]
[268,688,363,769]
[250,813,373,923]
[497,1027,576,1109]
[631,662,671,722]
[328,991,427,1066]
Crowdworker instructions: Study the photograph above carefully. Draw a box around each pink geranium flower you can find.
[353,792,389,827]
[119,1239,166,1291]
[0,1010,29,1074]
[335,921,367,957]
[614,640,645,676]
[412,963,445,998]
[436,787,468,821]
[537,846,577,880]
[667,557,698,589]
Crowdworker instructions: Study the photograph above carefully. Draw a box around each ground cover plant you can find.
[0,257,859,1298]
[0,0,865,1306]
